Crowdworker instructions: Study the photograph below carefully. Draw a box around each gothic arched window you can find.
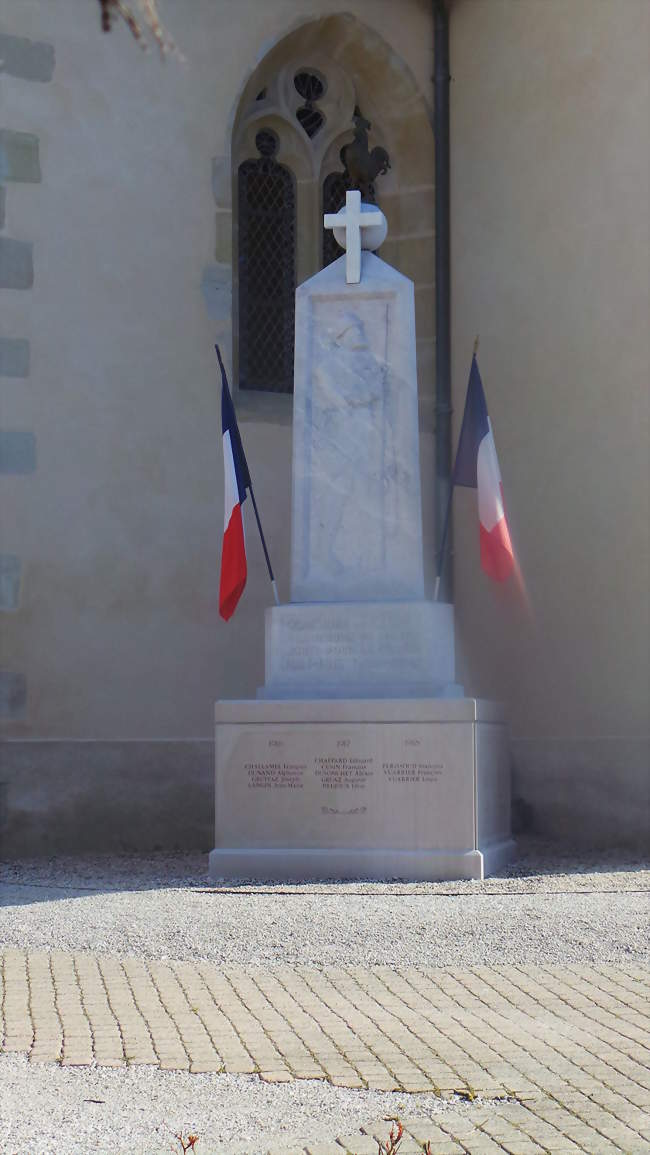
[233,59,390,395]
[238,130,296,393]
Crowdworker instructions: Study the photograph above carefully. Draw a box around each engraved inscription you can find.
[314,755,374,790]
[383,760,444,784]
[246,761,306,789]
[321,805,368,816]
[277,616,425,677]
[221,719,477,852]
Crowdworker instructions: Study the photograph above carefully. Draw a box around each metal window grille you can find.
[238,134,296,393]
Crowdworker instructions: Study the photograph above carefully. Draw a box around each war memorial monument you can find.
[209,185,514,882]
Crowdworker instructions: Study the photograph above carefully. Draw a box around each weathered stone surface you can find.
[0,739,212,854]
[211,698,512,882]
[0,185,5,228]
[0,34,54,82]
[211,154,231,207]
[382,185,435,236]
[0,238,34,288]
[214,209,232,262]
[0,554,22,611]
[0,130,41,183]
[381,234,435,285]
[201,262,232,324]
[292,251,423,602]
[512,735,650,850]
[263,601,457,699]
[0,337,29,377]
[0,670,26,718]
[0,431,36,473]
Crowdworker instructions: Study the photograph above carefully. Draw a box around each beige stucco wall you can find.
[449,0,649,841]
[0,0,435,756]
[2,0,647,850]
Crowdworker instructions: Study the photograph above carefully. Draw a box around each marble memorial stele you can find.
[210,191,514,882]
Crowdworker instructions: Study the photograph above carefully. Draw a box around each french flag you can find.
[218,348,251,620]
[453,356,515,582]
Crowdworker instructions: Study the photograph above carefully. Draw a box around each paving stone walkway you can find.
[1,949,649,1152]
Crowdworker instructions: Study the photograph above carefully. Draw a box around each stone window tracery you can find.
[233,57,388,394]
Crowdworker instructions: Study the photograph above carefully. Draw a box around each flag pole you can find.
[434,335,479,602]
[215,345,280,606]
[434,486,453,602]
[248,485,280,606]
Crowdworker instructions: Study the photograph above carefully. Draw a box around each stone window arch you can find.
[215,14,435,417]
[232,56,389,393]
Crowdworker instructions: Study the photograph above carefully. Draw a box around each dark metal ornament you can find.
[340,109,391,200]
[322,109,389,266]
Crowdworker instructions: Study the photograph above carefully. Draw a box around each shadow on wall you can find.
[0,740,214,859]
[511,738,650,851]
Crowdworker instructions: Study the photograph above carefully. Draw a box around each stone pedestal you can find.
[261,601,462,699]
[209,698,514,882]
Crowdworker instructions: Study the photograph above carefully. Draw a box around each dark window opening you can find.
[238,132,296,393]
[296,105,325,138]
[294,70,326,139]
[294,71,326,102]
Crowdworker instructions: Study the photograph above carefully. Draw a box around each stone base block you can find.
[262,601,458,699]
[210,698,514,882]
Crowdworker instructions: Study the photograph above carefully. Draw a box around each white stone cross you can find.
[324,189,385,284]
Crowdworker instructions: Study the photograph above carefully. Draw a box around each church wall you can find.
[449,0,649,846]
[0,0,435,852]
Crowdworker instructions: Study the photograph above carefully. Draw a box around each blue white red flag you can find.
[218,349,251,620]
[453,356,515,582]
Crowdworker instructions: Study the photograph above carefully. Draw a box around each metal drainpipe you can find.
[433,0,453,602]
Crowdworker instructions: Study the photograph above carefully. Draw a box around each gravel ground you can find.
[1,839,648,967]
[0,1053,486,1155]
[1,839,648,1154]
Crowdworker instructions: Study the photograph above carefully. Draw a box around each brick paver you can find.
[0,950,648,1152]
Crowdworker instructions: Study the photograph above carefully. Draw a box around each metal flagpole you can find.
[434,336,480,602]
[434,486,453,602]
[247,485,280,606]
[215,345,280,606]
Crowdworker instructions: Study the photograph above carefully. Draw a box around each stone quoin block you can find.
[0,338,30,377]
[0,238,33,289]
[0,555,22,611]
[0,671,26,719]
[214,210,232,262]
[201,262,232,325]
[0,431,36,473]
[211,155,231,208]
[0,35,55,82]
[0,130,41,183]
